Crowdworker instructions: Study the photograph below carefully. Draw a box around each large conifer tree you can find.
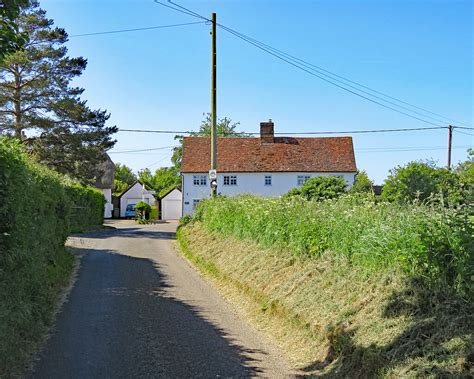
[0,1,117,183]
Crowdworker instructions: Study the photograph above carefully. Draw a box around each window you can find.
[193,175,207,186]
[223,175,237,186]
[297,175,311,186]
[264,175,272,186]
[193,199,201,209]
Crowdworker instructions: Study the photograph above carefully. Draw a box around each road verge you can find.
[177,223,473,377]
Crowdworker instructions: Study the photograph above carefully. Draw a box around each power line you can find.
[153,1,467,128]
[118,126,447,135]
[216,24,470,127]
[454,129,474,137]
[219,27,444,127]
[356,145,470,152]
[68,21,205,37]
[108,146,177,154]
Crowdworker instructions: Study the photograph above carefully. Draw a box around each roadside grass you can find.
[178,224,473,377]
[177,193,473,377]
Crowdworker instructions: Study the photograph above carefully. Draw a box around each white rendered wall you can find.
[102,188,113,219]
[120,183,156,217]
[161,188,182,220]
[182,172,356,215]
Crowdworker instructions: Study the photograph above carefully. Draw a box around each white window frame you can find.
[192,199,201,209]
[264,175,272,186]
[297,175,311,186]
[223,175,237,186]
[193,175,207,186]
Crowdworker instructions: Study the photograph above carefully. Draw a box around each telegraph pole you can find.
[447,125,453,170]
[210,12,217,196]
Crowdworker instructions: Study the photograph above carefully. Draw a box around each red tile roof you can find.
[181,136,357,173]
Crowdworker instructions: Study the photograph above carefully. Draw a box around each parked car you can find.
[124,204,136,218]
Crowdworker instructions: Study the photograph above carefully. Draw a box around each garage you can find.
[119,181,156,218]
[161,188,182,221]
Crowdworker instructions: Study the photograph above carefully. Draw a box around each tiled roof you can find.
[181,136,357,173]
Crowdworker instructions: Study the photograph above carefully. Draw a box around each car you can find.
[124,204,136,219]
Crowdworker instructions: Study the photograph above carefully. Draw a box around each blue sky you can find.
[42,0,472,183]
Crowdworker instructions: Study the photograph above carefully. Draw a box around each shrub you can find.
[195,195,472,297]
[135,201,151,222]
[292,176,347,200]
[150,205,158,220]
[66,184,105,232]
[382,161,463,205]
[350,170,374,194]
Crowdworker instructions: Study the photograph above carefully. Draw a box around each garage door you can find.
[127,198,143,206]
[162,199,182,220]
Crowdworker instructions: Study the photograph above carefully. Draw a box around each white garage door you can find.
[162,199,182,220]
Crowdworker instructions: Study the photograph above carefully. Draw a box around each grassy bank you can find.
[178,195,473,377]
[0,138,104,377]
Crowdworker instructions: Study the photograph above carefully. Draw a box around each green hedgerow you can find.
[196,194,472,297]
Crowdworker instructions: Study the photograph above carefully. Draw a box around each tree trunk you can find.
[13,65,22,139]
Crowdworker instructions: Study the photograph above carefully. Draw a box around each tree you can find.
[0,0,29,62]
[350,170,374,194]
[115,163,136,185]
[284,176,347,201]
[112,163,136,195]
[153,166,180,197]
[382,161,462,204]
[171,113,245,170]
[137,168,153,187]
[0,2,117,183]
[135,166,180,197]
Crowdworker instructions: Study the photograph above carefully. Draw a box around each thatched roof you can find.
[94,154,115,189]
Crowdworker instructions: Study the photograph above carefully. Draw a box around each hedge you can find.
[0,138,105,375]
[66,184,105,232]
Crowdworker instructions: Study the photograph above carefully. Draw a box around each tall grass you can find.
[194,195,472,296]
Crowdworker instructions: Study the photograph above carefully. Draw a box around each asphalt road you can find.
[30,220,293,378]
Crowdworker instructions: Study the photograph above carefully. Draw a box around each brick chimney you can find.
[260,119,274,144]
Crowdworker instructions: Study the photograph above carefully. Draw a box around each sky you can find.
[41,0,472,184]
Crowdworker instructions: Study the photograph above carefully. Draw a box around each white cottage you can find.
[181,120,357,215]
[119,181,156,218]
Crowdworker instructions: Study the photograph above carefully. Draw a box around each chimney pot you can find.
[260,120,274,144]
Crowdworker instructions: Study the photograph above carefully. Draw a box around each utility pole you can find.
[447,125,453,170]
[210,12,218,196]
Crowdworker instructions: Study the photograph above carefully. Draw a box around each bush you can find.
[195,195,472,297]
[135,201,151,222]
[285,176,347,200]
[382,161,464,205]
[66,184,105,232]
[350,170,374,194]
[150,205,158,220]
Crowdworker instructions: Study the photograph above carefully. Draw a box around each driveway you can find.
[30,220,293,378]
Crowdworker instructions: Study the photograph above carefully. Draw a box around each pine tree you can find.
[0,1,117,183]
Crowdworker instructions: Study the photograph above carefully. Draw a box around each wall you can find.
[101,188,113,219]
[119,182,156,217]
[161,188,182,220]
[182,172,356,215]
